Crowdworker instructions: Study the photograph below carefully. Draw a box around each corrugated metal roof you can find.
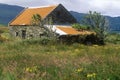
[10,5,58,26]
[56,26,94,35]
[57,26,80,35]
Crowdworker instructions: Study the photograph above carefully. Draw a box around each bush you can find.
[72,23,89,31]
[58,34,100,45]
[106,34,120,44]
[82,11,109,44]
[84,34,104,45]
[0,35,8,43]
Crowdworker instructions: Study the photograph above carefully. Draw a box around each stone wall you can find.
[9,26,46,39]
[9,4,77,39]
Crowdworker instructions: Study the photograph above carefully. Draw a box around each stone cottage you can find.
[8,4,77,39]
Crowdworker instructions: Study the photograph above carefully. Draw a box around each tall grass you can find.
[0,38,120,80]
[0,26,120,79]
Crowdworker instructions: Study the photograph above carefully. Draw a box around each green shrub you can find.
[82,11,109,44]
[106,34,120,44]
[72,23,89,31]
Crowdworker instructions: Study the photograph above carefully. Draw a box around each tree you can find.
[82,11,109,44]
[31,14,57,40]
[31,14,42,26]
[45,17,57,38]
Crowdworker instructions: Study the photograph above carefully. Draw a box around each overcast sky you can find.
[0,0,120,17]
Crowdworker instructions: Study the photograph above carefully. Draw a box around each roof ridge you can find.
[28,4,59,9]
[42,4,60,19]
[9,4,65,26]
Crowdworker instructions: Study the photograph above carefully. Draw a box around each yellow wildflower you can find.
[87,73,96,78]
[75,68,83,73]
[26,67,30,72]
[75,49,79,52]
[25,67,32,72]
[29,68,33,73]
[25,66,38,73]
[87,74,93,78]
[77,68,83,72]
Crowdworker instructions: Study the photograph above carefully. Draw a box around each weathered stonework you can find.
[9,4,77,39]
[9,26,46,39]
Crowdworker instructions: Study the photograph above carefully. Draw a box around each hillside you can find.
[107,16,120,31]
[0,3,24,25]
[70,11,120,31]
[0,3,120,31]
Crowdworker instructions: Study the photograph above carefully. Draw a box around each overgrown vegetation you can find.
[31,14,42,26]
[0,9,119,79]
[81,11,109,44]
[58,34,99,45]
[71,11,109,45]
[72,23,89,30]
[0,38,120,80]
[0,26,120,80]
[0,27,9,42]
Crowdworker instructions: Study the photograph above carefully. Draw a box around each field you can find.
[0,27,120,80]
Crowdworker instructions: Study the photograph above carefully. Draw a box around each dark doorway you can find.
[16,32,19,37]
[22,30,26,39]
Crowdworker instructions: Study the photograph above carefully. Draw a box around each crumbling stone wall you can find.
[9,26,46,39]
[9,4,77,39]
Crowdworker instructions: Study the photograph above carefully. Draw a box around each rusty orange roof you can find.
[57,26,95,35]
[10,5,58,26]
[57,26,80,35]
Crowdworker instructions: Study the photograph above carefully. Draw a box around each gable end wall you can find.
[44,4,77,25]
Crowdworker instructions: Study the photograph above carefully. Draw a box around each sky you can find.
[0,0,120,17]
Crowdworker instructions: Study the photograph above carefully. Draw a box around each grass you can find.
[0,26,9,42]
[0,27,120,80]
[0,24,5,27]
[0,40,120,80]
[0,26,8,33]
